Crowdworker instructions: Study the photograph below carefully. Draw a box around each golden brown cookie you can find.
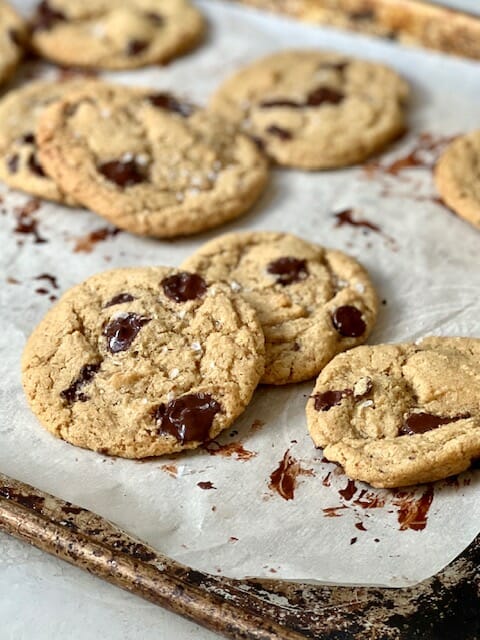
[22,267,265,458]
[0,1,27,86]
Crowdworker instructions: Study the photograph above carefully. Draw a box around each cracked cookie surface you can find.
[210,50,409,169]
[435,131,480,230]
[0,80,90,203]
[37,82,269,237]
[22,267,265,458]
[306,337,480,488]
[30,0,204,70]
[0,1,27,86]
[182,231,378,385]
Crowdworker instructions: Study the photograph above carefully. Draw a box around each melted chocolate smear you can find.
[269,450,299,501]
[98,159,145,187]
[197,481,216,490]
[339,479,357,501]
[14,198,46,244]
[204,440,257,461]
[332,306,366,337]
[162,272,207,303]
[145,11,164,25]
[307,86,344,106]
[126,39,148,56]
[313,389,352,411]
[36,273,58,289]
[73,226,120,253]
[7,154,19,174]
[334,208,381,233]
[260,98,302,109]
[400,412,470,436]
[155,393,221,444]
[266,125,292,140]
[104,292,135,308]
[60,363,100,404]
[393,486,434,531]
[147,92,195,117]
[0,487,45,512]
[267,257,308,286]
[103,313,151,354]
[28,152,46,177]
[32,1,67,31]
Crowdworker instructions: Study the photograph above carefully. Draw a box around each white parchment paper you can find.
[1,0,479,588]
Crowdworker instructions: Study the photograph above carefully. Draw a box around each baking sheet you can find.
[1,0,479,588]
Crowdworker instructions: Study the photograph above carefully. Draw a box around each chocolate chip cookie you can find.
[182,231,378,385]
[0,80,90,203]
[30,0,204,70]
[0,1,27,86]
[37,82,269,237]
[22,267,265,458]
[306,337,480,488]
[210,50,409,169]
[435,131,480,230]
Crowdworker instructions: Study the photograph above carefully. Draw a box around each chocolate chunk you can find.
[266,125,292,140]
[260,99,302,109]
[28,153,46,177]
[313,389,352,411]
[161,272,207,303]
[60,363,100,404]
[20,132,35,144]
[32,1,66,31]
[104,293,135,308]
[400,412,470,436]
[332,306,366,337]
[7,154,19,174]
[98,159,145,187]
[267,257,308,286]
[154,393,221,443]
[250,135,266,152]
[103,313,151,354]
[126,39,148,56]
[145,12,164,25]
[350,9,375,20]
[8,29,22,47]
[306,86,344,106]
[147,93,195,117]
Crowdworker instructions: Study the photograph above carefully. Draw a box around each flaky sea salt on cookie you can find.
[22,267,265,458]
[182,231,378,384]
[306,337,480,488]
[210,49,408,169]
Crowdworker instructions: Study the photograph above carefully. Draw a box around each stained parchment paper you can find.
[1,0,479,588]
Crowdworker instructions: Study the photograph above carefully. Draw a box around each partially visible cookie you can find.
[0,80,92,203]
[0,1,27,86]
[434,131,480,230]
[306,337,480,488]
[182,231,378,385]
[210,50,409,169]
[30,0,204,70]
[37,83,269,237]
[22,267,265,458]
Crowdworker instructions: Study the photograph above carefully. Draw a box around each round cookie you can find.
[306,337,480,488]
[22,267,265,458]
[0,80,93,203]
[182,231,378,385]
[37,83,269,237]
[210,50,409,169]
[0,1,27,86]
[30,0,204,70]
[434,131,480,230]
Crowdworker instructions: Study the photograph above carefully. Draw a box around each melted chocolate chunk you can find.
[103,313,151,354]
[306,86,345,106]
[126,39,148,56]
[332,306,366,337]
[60,363,100,404]
[32,1,67,31]
[20,132,35,145]
[161,272,207,303]
[147,93,194,117]
[98,159,145,187]
[28,153,46,177]
[314,389,352,411]
[104,293,135,308]
[145,11,164,25]
[155,393,221,443]
[267,257,308,286]
[260,99,302,109]
[8,29,22,47]
[266,125,292,140]
[400,412,470,436]
[7,154,19,174]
